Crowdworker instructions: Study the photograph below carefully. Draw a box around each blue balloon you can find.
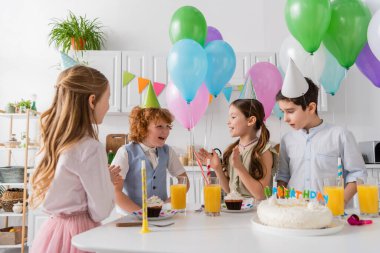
[273,102,284,120]
[167,39,208,103]
[204,41,236,97]
[319,49,346,96]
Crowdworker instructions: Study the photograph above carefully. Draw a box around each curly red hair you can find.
[128,106,174,143]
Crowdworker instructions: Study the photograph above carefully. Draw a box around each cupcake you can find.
[147,195,164,217]
[224,191,244,210]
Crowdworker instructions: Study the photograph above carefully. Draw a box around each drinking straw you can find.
[337,157,343,186]
[193,151,209,185]
[206,158,211,177]
[140,160,151,233]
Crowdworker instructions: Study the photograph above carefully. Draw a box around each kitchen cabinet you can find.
[72,50,327,113]
[71,50,122,113]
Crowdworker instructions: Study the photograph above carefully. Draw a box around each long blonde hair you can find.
[30,65,108,208]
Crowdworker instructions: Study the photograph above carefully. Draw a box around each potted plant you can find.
[6,103,16,113]
[16,99,32,113]
[48,11,106,53]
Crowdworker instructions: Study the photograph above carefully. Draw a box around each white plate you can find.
[251,214,344,236]
[221,202,255,213]
[132,209,177,221]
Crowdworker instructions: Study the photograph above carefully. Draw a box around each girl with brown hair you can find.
[196,99,275,200]
[30,65,121,253]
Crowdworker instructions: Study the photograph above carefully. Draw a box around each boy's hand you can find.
[231,146,243,171]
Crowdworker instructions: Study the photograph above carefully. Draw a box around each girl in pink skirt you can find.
[30,65,121,253]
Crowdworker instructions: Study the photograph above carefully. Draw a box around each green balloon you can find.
[323,0,371,69]
[169,6,207,46]
[285,0,331,54]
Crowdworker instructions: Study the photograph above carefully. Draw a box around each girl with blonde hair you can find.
[31,65,121,253]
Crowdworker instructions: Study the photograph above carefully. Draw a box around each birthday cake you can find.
[257,197,333,229]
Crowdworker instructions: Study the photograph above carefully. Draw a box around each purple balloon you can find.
[247,62,283,120]
[356,43,380,88]
[205,26,223,45]
[166,82,209,130]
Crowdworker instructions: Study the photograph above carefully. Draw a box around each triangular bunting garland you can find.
[209,94,213,104]
[60,52,78,70]
[223,87,233,102]
[153,82,166,96]
[123,71,135,87]
[138,77,150,94]
[237,84,244,92]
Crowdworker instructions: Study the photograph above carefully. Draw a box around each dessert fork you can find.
[116,221,175,227]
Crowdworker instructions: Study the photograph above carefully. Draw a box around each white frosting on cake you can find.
[257,197,333,229]
[225,190,243,201]
[147,195,164,207]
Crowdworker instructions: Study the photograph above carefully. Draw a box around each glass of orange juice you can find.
[357,176,379,217]
[203,177,221,216]
[323,177,344,216]
[170,176,187,212]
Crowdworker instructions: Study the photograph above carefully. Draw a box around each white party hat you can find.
[281,58,309,98]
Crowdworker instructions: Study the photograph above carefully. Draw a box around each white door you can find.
[229,52,251,86]
[71,50,122,113]
[149,53,169,108]
[121,51,149,112]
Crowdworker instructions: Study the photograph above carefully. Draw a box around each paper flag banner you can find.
[60,52,78,70]
[123,72,135,87]
[153,82,165,96]
[142,82,160,108]
[138,77,150,94]
[237,84,244,92]
[223,87,233,102]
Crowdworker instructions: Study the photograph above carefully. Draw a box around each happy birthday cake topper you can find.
[264,186,329,204]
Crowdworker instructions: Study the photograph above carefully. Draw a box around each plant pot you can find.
[5,105,15,113]
[71,37,85,50]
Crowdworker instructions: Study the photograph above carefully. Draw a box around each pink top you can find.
[40,137,114,222]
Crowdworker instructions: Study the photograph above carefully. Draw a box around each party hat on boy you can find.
[281,58,309,98]
[142,82,160,108]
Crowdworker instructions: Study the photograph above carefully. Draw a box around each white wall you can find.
[1,0,380,156]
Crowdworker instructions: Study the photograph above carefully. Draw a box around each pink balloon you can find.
[247,62,283,120]
[166,82,209,130]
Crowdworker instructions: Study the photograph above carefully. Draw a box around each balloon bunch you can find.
[167,6,236,130]
[284,0,380,93]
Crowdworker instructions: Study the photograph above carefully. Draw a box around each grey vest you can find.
[123,143,169,206]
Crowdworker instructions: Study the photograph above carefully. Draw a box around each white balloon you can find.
[362,0,380,14]
[279,35,326,83]
[368,10,380,61]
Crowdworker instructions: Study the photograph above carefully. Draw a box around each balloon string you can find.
[344,70,348,129]
[188,104,198,204]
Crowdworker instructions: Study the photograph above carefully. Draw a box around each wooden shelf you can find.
[0,243,27,248]
[0,147,39,151]
[0,112,39,119]
[0,183,24,187]
[0,212,25,217]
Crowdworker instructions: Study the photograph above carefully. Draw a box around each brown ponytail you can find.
[223,99,270,180]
